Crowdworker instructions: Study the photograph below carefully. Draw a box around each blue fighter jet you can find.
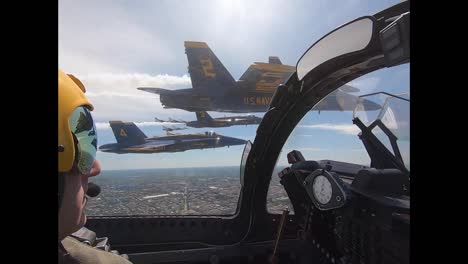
[99,121,247,154]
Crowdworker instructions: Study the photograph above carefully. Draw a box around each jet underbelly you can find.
[160,92,214,111]
[211,92,272,112]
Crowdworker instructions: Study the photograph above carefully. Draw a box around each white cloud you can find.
[95,121,181,130]
[79,73,191,93]
[300,123,360,135]
[58,0,313,78]
[71,73,192,123]
[58,49,124,76]
[95,122,112,130]
[59,0,175,76]
[59,0,401,79]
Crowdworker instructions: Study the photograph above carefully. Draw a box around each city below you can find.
[86,166,293,216]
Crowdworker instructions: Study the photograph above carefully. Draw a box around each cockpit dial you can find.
[312,175,333,204]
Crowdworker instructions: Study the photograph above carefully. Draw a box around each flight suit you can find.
[60,236,133,264]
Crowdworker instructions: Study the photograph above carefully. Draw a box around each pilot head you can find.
[58,69,101,241]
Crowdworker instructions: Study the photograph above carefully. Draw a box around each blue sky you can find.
[59,0,407,170]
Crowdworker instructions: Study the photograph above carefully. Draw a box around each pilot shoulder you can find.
[62,236,132,264]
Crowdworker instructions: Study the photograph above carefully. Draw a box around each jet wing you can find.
[137,87,172,95]
[131,140,176,149]
[181,138,215,143]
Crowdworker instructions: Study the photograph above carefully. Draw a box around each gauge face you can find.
[312,175,333,205]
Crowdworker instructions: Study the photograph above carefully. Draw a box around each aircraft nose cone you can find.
[232,138,247,145]
[221,136,247,146]
[98,143,114,152]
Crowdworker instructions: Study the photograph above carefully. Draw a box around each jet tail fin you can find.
[184,41,236,96]
[269,56,282,64]
[109,121,147,145]
[239,57,295,93]
[195,111,213,122]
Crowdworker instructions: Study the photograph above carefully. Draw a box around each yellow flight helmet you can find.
[58,69,97,174]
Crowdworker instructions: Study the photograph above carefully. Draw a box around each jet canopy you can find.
[353,92,410,172]
[205,131,217,136]
[296,11,409,81]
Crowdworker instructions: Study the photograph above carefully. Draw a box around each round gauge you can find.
[312,175,333,205]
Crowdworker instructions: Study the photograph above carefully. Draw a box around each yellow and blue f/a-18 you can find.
[98,121,246,154]
[137,41,380,113]
[155,111,262,128]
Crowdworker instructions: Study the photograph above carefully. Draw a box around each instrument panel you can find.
[278,152,410,264]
